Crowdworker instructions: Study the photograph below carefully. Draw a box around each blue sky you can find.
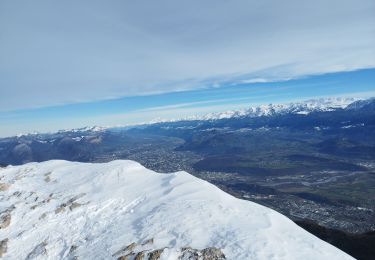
[0,0,375,136]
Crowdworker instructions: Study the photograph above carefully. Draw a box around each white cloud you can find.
[0,0,374,111]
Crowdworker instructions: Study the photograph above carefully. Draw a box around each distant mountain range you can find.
[1,96,374,259]
[11,97,372,137]
[179,97,360,121]
[1,97,374,167]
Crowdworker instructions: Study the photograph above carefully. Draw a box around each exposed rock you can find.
[114,239,225,260]
[0,239,8,257]
[0,210,12,229]
[55,193,86,213]
[112,238,157,260]
[113,242,137,257]
[115,239,164,260]
[125,242,137,252]
[0,183,10,191]
[134,251,144,260]
[201,247,226,260]
[117,253,135,260]
[180,247,200,260]
[179,247,226,260]
[0,214,11,229]
[148,249,164,260]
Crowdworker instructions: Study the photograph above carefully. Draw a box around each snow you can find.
[147,97,359,123]
[191,97,357,121]
[57,126,108,134]
[10,97,366,139]
[0,160,353,259]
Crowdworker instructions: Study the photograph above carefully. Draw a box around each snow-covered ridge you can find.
[57,125,108,134]
[14,126,108,138]
[156,97,358,122]
[0,160,352,259]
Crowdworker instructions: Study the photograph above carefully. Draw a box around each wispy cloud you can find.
[0,67,374,137]
[135,96,280,112]
[0,0,374,111]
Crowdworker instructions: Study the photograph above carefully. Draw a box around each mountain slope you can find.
[0,160,353,259]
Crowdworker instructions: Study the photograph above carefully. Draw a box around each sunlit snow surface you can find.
[0,160,353,259]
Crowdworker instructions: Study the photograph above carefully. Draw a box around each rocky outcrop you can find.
[55,193,86,213]
[179,247,226,260]
[201,247,226,260]
[0,239,8,257]
[0,206,14,229]
[115,239,225,260]
[148,249,164,260]
[0,183,10,191]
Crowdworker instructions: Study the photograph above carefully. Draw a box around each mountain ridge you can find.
[0,160,353,259]
[9,97,368,138]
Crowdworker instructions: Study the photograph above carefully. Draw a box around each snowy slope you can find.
[0,160,353,260]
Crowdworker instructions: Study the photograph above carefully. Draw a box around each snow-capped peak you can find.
[57,125,108,134]
[144,97,359,124]
[184,97,358,121]
[0,160,352,259]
